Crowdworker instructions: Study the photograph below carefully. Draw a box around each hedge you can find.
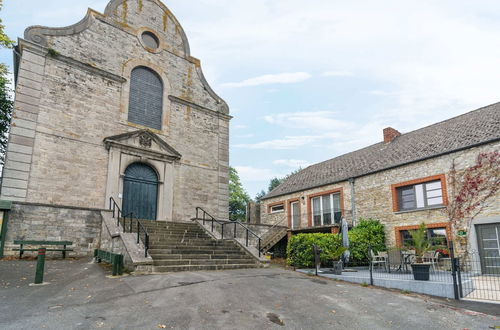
[286,233,342,268]
[348,218,386,265]
[286,218,386,268]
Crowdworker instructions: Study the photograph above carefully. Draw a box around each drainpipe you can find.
[348,178,356,226]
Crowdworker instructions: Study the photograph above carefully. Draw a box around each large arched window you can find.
[128,66,163,130]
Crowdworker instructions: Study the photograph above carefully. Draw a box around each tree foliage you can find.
[229,167,251,221]
[0,1,14,165]
[255,168,302,201]
[348,218,386,265]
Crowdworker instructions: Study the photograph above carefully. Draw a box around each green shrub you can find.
[286,233,342,268]
[348,218,386,265]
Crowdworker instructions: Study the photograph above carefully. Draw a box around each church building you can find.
[0,0,231,256]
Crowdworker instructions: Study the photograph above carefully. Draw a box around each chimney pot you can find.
[383,127,401,143]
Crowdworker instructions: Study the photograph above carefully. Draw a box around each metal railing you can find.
[108,197,150,258]
[195,207,262,257]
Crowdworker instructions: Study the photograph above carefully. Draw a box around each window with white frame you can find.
[270,204,285,213]
[312,193,341,226]
[397,180,443,211]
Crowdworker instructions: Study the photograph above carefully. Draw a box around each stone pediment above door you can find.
[103,129,181,161]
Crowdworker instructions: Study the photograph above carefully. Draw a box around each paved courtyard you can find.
[0,259,498,329]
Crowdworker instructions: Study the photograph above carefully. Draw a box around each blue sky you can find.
[2,1,500,197]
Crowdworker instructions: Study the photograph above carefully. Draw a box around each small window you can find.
[141,31,159,49]
[270,204,285,213]
[396,180,443,211]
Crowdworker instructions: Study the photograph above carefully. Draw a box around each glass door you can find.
[291,202,300,229]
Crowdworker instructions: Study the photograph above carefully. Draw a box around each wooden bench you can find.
[94,249,124,276]
[13,240,73,259]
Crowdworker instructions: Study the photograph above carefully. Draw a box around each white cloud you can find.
[221,72,311,88]
[235,135,322,150]
[263,111,353,131]
[273,159,311,168]
[233,124,247,129]
[233,166,279,182]
[322,70,353,77]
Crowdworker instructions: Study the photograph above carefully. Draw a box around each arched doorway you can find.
[122,163,158,220]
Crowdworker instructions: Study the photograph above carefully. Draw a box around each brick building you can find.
[0,0,230,256]
[260,104,500,265]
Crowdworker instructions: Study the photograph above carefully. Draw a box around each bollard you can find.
[34,247,46,284]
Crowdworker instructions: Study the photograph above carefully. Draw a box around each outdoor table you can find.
[402,251,415,272]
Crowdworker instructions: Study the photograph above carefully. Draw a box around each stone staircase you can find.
[260,226,288,254]
[139,221,262,272]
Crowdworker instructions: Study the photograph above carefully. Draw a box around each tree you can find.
[268,177,283,193]
[229,167,251,221]
[254,189,266,203]
[255,168,303,201]
[445,151,500,255]
[0,1,14,165]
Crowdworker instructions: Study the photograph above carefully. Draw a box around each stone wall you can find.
[1,0,230,220]
[3,202,103,257]
[261,141,500,246]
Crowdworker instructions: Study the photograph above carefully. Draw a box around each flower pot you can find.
[332,260,343,275]
[411,263,431,281]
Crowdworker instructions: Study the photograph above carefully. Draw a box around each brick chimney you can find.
[383,127,401,143]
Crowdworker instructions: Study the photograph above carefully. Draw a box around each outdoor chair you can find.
[387,249,404,272]
[423,251,440,271]
[370,250,387,272]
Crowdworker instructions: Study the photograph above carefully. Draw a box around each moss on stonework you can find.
[163,12,168,32]
[47,48,59,57]
[122,0,128,23]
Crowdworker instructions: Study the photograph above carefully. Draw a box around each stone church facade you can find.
[1,0,230,255]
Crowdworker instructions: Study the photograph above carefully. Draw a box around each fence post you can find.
[221,223,224,239]
[137,221,140,244]
[368,245,373,286]
[456,257,463,298]
[234,222,237,238]
[449,240,460,300]
[34,248,46,284]
[246,229,249,246]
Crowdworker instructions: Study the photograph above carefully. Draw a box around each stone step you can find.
[147,231,207,236]
[148,253,249,260]
[148,244,242,250]
[141,222,199,228]
[153,258,257,266]
[146,242,235,249]
[152,264,260,272]
[148,248,245,255]
[148,234,210,239]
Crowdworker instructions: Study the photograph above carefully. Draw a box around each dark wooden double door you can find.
[122,163,158,220]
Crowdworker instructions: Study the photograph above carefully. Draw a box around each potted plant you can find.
[408,222,433,281]
[323,246,347,275]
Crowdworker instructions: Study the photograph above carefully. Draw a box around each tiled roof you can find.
[263,102,500,200]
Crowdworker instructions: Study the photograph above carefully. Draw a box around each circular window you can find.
[141,31,159,50]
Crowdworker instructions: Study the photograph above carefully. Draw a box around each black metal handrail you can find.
[195,207,262,257]
[108,197,150,258]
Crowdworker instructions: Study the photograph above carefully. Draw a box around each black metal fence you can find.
[457,251,500,302]
[365,245,500,302]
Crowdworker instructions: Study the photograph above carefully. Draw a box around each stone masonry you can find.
[0,0,231,258]
[261,140,500,247]
[1,0,230,221]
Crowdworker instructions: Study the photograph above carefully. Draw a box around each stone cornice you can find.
[104,140,180,162]
[18,39,126,83]
[168,95,232,121]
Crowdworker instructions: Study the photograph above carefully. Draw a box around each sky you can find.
[2,0,500,197]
